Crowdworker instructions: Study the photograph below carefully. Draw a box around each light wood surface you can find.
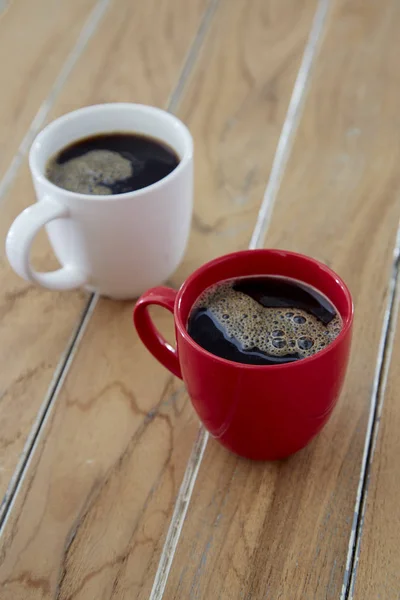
[0,0,98,180]
[0,0,100,511]
[1,0,400,598]
[162,0,400,597]
[0,0,319,597]
[0,0,207,530]
[351,287,400,598]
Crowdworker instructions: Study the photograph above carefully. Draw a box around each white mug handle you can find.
[5,197,87,290]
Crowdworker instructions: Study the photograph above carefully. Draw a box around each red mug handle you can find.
[133,286,182,379]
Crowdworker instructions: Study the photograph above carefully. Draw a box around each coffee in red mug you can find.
[133,249,353,460]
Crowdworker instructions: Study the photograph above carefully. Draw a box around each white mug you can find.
[5,103,193,299]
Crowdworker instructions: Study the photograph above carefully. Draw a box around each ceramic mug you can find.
[133,249,353,460]
[6,103,193,299]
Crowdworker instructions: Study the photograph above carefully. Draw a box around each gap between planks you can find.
[0,0,220,531]
[341,228,400,600]
[0,0,112,524]
[0,0,9,17]
[0,293,98,529]
[149,0,333,598]
[0,0,112,207]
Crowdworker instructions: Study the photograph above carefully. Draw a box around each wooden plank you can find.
[0,0,318,598]
[0,0,208,520]
[0,0,99,181]
[161,0,400,598]
[351,280,400,598]
[0,0,101,510]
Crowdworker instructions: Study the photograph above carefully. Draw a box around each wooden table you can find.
[1,0,400,598]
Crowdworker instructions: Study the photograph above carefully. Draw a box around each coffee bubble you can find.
[47,150,133,195]
[192,278,342,361]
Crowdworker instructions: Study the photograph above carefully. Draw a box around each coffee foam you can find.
[47,149,132,195]
[195,281,342,359]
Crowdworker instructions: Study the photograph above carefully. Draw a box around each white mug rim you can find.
[29,103,193,202]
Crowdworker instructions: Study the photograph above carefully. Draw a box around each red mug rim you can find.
[174,249,354,371]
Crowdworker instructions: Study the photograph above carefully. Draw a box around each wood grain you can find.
[162,0,400,598]
[0,0,98,181]
[351,285,400,598]
[0,0,101,510]
[0,0,207,525]
[0,0,318,598]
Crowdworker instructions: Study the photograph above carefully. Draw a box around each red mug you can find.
[133,249,353,460]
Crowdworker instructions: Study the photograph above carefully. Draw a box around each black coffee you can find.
[187,276,342,366]
[46,132,180,195]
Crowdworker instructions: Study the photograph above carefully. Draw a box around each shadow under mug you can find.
[133,249,354,460]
